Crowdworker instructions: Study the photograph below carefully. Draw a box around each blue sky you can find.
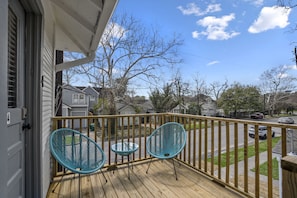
[113,0,297,96]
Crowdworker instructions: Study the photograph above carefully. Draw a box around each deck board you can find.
[47,160,243,198]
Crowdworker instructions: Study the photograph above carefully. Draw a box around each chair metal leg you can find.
[146,157,153,174]
[127,155,130,180]
[100,169,108,183]
[172,159,178,180]
[78,173,81,198]
[51,173,65,193]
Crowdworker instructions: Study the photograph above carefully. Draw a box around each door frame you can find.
[22,1,43,197]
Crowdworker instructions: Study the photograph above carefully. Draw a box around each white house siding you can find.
[201,101,217,116]
[41,5,56,195]
[118,106,139,126]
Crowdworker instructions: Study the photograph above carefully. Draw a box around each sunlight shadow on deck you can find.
[47,160,243,198]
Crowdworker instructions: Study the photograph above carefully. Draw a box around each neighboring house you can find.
[201,97,217,116]
[171,96,217,116]
[96,102,139,128]
[141,100,155,113]
[62,103,71,116]
[77,86,113,114]
[186,94,217,116]
[116,102,139,127]
[171,104,188,114]
[83,86,101,112]
[62,84,89,129]
[117,102,137,115]
[0,1,118,198]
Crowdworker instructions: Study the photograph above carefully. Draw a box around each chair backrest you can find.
[50,128,106,174]
[146,122,187,159]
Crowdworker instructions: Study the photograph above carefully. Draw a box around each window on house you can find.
[73,94,78,103]
[90,95,95,101]
[72,94,85,104]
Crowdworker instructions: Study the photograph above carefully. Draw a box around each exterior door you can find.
[7,0,26,197]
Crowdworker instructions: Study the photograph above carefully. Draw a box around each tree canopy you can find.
[217,83,262,117]
[149,84,179,113]
[259,65,297,115]
[75,13,183,115]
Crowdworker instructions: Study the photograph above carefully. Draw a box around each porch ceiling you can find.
[50,0,118,55]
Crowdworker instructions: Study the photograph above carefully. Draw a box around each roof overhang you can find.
[50,0,118,55]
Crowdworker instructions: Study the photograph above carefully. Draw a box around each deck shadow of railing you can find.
[51,113,297,198]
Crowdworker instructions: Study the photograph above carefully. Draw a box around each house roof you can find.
[63,84,85,94]
[83,86,100,95]
[50,0,118,55]
[76,86,105,95]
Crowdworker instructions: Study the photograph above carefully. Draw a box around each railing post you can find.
[281,155,297,198]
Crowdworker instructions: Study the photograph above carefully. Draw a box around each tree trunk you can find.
[108,93,117,135]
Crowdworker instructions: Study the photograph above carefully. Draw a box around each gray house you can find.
[0,0,117,197]
[83,86,101,112]
[62,84,89,129]
[171,96,217,116]
[201,97,217,116]
[171,103,188,114]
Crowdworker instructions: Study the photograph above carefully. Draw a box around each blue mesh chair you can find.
[50,128,106,197]
[146,122,187,180]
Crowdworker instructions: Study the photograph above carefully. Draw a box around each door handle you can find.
[22,123,31,130]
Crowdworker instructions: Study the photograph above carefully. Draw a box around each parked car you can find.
[248,126,275,140]
[250,112,264,119]
[278,117,295,124]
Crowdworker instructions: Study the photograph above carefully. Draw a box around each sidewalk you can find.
[217,151,280,183]
[214,151,280,197]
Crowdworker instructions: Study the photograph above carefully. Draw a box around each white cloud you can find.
[284,64,297,70]
[245,0,264,7]
[177,3,221,16]
[277,72,288,78]
[194,13,240,40]
[205,4,221,14]
[192,31,199,39]
[207,61,220,66]
[102,22,126,42]
[248,6,291,33]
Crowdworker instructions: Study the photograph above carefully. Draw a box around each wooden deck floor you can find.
[47,160,243,198]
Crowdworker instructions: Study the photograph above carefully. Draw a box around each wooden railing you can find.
[51,113,297,197]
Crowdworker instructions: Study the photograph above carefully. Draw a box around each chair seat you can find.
[149,150,179,159]
[146,122,187,180]
[156,152,174,159]
[146,122,187,160]
[50,128,106,174]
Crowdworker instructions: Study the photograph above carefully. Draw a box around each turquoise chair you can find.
[146,122,187,180]
[50,128,106,197]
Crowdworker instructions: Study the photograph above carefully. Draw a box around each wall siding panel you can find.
[41,34,54,198]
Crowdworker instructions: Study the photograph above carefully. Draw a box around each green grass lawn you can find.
[65,136,81,145]
[186,120,220,130]
[209,136,281,167]
[251,157,279,180]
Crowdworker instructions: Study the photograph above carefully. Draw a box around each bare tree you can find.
[76,13,183,116]
[277,0,297,34]
[277,0,297,7]
[63,52,81,84]
[62,69,77,84]
[260,65,297,115]
[171,70,190,113]
[192,73,209,115]
[209,79,229,101]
